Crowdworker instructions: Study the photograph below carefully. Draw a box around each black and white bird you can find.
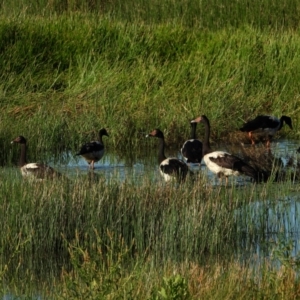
[181,121,203,164]
[11,135,62,180]
[147,129,189,182]
[76,128,109,169]
[192,115,264,184]
[240,115,293,148]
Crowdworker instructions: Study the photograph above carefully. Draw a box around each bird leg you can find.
[225,176,229,186]
[90,160,95,170]
[266,137,272,149]
[248,132,255,145]
[217,173,228,186]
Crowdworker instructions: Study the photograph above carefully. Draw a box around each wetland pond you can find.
[60,138,300,252]
[46,138,300,260]
[2,138,300,298]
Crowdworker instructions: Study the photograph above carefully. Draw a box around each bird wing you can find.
[240,115,279,132]
[23,163,61,179]
[77,141,104,155]
[160,158,188,176]
[209,153,256,175]
[181,139,203,163]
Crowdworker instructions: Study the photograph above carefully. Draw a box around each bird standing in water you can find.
[192,115,265,184]
[147,128,190,182]
[240,115,293,148]
[76,128,109,169]
[181,121,203,164]
[11,135,62,180]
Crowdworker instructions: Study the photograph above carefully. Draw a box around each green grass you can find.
[1,173,236,265]
[56,246,300,299]
[0,16,299,165]
[2,0,300,30]
[1,1,300,298]
[1,171,300,298]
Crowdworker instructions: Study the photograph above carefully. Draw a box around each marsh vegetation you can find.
[1,0,300,298]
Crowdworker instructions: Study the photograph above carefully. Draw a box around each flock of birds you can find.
[10,129,109,181]
[11,114,293,183]
[147,115,293,184]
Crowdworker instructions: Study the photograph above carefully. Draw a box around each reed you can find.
[1,173,235,264]
[1,1,300,298]
[0,16,299,160]
[1,168,300,298]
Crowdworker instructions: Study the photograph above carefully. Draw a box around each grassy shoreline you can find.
[1,2,300,298]
[1,173,300,298]
[0,16,299,163]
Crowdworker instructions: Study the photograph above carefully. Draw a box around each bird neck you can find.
[98,133,104,144]
[202,118,212,156]
[158,137,167,164]
[19,143,27,167]
[190,122,197,139]
[278,117,285,130]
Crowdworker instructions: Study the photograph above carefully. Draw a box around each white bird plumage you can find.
[147,128,190,182]
[11,135,62,180]
[191,115,266,183]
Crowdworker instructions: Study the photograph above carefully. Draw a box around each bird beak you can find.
[191,116,201,123]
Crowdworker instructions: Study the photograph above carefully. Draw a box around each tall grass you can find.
[1,170,300,298]
[2,0,300,30]
[56,247,300,299]
[0,16,299,164]
[1,173,237,265]
[1,2,300,298]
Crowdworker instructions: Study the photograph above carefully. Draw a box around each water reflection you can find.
[235,196,300,266]
[52,138,300,264]
[52,150,160,183]
[3,139,300,297]
[54,139,298,182]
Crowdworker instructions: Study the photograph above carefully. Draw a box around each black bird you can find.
[76,128,109,169]
[181,121,203,164]
[192,115,266,184]
[147,129,189,182]
[240,115,293,148]
[11,135,62,180]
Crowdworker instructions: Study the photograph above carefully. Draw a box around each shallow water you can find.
[51,138,300,184]
[235,196,300,259]
[84,139,300,263]
[3,139,300,298]
[55,138,300,257]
